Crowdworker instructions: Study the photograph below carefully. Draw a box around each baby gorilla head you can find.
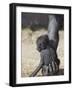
[36,35,49,52]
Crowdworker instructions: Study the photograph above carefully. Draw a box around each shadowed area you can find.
[37,69,64,77]
[56,69,64,75]
[22,13,64,30]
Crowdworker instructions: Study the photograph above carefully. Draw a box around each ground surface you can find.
[21,28,64,77]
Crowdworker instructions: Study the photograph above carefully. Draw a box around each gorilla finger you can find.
[49,64,53,73]
[52,61,56,72]
[55,62,59,71]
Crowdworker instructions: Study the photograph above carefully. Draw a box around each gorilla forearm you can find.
[48,15,59,50]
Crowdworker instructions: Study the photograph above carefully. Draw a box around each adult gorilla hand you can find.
[48,59,60,75]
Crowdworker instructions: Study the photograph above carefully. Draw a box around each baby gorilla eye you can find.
[39,43,43,47]
[38,43,46,50]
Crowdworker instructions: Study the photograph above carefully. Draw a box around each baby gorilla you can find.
[30,35,60,76]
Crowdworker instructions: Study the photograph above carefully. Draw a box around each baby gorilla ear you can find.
[36,35,49,52]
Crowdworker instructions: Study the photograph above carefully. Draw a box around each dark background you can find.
[21,13,64,31]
